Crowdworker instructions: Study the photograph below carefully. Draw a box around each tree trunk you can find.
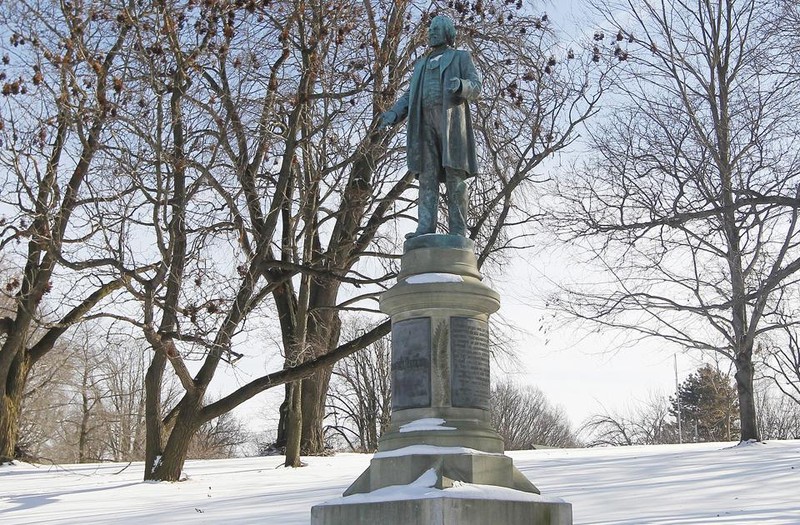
[284,381,303,467]
[143,352,167,478]
[0,350,30,462]
[78,388,91,463]
[298,307,340,455]
[148,409,200,482]
[144,351,204,483]
[132,380,147,460]
[735,352,760,442]
[0,395,21,463]
[300,365,333,454]
[274,383,290,451]
[78,364,93,463]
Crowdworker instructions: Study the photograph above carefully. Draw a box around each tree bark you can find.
[735,349,760,442]
[296,286,340,455]
[300,365,333,454]
[143,352,167,478]
[78,377,91,463]
[284,381,303,467]
[274,384,290,451]
[0,349,30,462]
[0,399,19,463]
[148,406,201,482]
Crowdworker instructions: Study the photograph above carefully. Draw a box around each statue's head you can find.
[428,15,456,48]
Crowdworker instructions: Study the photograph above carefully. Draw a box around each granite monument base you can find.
[311,494,573,525]
[310,236,572,524]
[343,450,539,496]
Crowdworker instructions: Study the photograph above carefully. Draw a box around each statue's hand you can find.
[378,111,396,130]
[447,78,462,94]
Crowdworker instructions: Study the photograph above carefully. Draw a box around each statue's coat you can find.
[388,48,481,181]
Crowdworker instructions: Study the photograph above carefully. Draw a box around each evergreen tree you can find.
[670,365,739,442]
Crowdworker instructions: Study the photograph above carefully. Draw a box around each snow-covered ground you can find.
[1,440,798,524]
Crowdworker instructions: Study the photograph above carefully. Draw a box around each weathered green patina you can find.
[381,15,481,239]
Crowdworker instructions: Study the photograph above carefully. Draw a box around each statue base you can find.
[310,236,572,525]
[311,492,572,525]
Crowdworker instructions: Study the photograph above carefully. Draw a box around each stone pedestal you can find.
[311,235,572,525]
[311,495,573,525]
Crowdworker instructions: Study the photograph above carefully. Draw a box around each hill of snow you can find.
[1,440,798,524]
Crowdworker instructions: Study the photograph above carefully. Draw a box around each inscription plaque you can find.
[391,318,431,410]
[450,317,491,409]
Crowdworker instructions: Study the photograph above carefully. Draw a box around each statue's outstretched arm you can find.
[381,89,411,129]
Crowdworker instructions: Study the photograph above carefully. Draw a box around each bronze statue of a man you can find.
[381,15,481,238]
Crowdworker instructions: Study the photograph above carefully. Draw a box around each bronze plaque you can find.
[391,317,431,410]
[450,317,490,409]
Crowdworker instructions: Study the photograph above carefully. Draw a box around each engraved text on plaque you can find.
[450,317,490,409]
[391,318,432,410]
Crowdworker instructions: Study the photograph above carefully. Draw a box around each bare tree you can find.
[83,0,607,479]
[95,337,151,462]
[265,0,609,465]
[72,343,106,463]
[760,313,800,405]
[20,321,242,463]
[186,410,248,460]
[18,326,129,463]
[326,323,391,453]
[14,326,118,464]
[0,0,606,476]
[755,382,800,440]
[0,0,146,462]
[96,0,413,478]
[491,381,578,449]
[581,393,674,447]
[17,340,75,461]
[547,0,800,442]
